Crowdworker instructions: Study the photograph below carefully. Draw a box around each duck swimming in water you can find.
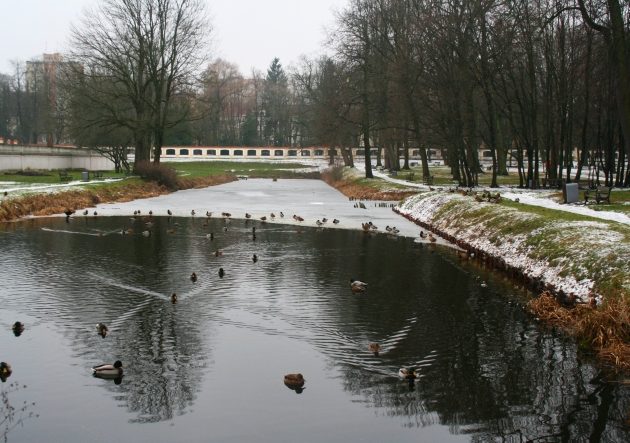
[284,373,305,393]
[96,323,108,338]
[12,321,24,336]
[218,268,225,278]
[368,343,381,356]
[350,279,368,293]
[171,293,178,303]
[398,367,417,380]
[0,362,12,382]
[92,360,123,380]
[252,254,258,263]
[190,272,197,283]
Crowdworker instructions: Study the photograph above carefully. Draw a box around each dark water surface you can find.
[1,216,629,442]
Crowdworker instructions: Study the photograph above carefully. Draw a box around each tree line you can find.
[0,0,628,188]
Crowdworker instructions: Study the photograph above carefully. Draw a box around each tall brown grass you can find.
[528,292,630,371]
[0,175,235,222]
[321,168,417,201]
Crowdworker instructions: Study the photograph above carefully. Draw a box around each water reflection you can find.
[0,216,629,441]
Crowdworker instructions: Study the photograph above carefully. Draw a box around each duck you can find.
[385,225,392,232]
[222,212,231,218]
[322,218,328,223]
[260,216,267,222]
[333,219,340,224]
[358,202,367,209]
[191,210,196,217]
[350,279,368,293]
[419,231,426,239]
[428,233,437,243]
[218,268,225,278]
[148,210,153,216]
[0,362,12,382]
[206,233,214,240]
[167,209,172,216]
[93,211,98,216]
[252,254,258,263]
[92,360,123,377]
[167,228,176,234]
[245,213,252,219]
[206,211,212,218]
[316,220,323,227]
[95,323,108,338]
[280,212,285,218]
[12,321,24,336]
[142,230,151,237]
[170,293,178,303]
[361,222,370,232]
[368,343,381,356]
[398,367,417,380]
[83,209,89,216]
[190,272,197,283]
[368,221,378,230]
[270,213,276,219]
[284,373,305,393]
[214,249,223,257]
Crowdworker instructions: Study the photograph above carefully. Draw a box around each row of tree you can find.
[0,0,628,187]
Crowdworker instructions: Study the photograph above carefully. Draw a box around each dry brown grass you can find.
[0,175,235,222]
[528,292,630,371]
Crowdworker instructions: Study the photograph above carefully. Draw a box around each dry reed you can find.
[528,292,630,371]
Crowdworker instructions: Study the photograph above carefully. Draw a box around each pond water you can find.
[1,215,629,442]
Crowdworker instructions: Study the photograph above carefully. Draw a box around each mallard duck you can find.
[284,373,305,392]
[92,360,123,377]
[170,293,178,303]
[64,209,75,217]
[93,211,98,216]
[215,249,223,257]
[280,212,285,218]
[270,213,276,219]
[362,222,370,232]
[428,233,437,243]
[333,219,340,224]
[359,202,367,209]
[419,231,426,239]
[167,209,172,216]
[149,210,153,216]
[12,321,24,336]
[0,362,12,382]
[350,279,368,293]
[206,211,212,217]
[83,209,89,216]
[245,213,252,219]
[385,225,392,232]
[368,343,381,356]
[222,212,231,218]
[96,323,108,338]
[252,254,258,263]
[322,218,328,223]
[191,210,196,216]
[398,367,417,380]
[206,233,214,240]
[260,216,267,222]
[190,272,197,283]
[218,268,225,278]
[316,220,323,226]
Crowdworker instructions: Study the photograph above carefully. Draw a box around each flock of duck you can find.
[38,205,426,390]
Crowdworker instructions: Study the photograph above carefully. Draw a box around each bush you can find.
[134,161,178,190]
[322,165,345,183]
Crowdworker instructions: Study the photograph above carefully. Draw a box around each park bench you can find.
[584,185,613,204]
[59,170,71,182]
[423,175,434,185]
[92,171,104,179]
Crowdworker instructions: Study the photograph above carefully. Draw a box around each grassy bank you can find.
[321,166,417,200]
[396,190,630,370]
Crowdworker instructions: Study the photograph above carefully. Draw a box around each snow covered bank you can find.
[397,191,630,303]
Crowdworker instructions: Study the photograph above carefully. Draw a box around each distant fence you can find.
[0,145,115,171]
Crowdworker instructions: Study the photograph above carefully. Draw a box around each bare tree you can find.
[69,0,210,170]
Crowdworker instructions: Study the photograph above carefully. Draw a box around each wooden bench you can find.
[422,175,434,185]
[585,185,613,204]
[59,171,71,182]
[92,171,104,180]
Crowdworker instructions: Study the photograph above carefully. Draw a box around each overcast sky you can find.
[0,0,348,75]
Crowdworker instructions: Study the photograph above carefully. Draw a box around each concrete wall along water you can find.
[0,145,115,171]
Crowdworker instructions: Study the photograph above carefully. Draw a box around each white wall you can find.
[0,146,115,171]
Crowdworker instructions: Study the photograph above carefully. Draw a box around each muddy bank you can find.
[321,169,416,201]
[0,175,235,222]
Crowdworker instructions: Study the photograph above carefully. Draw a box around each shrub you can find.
[134,161,178,190]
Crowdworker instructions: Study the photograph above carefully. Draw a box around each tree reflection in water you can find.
[0,216,629,441]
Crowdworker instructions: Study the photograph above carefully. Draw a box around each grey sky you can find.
[1,0,347,75]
